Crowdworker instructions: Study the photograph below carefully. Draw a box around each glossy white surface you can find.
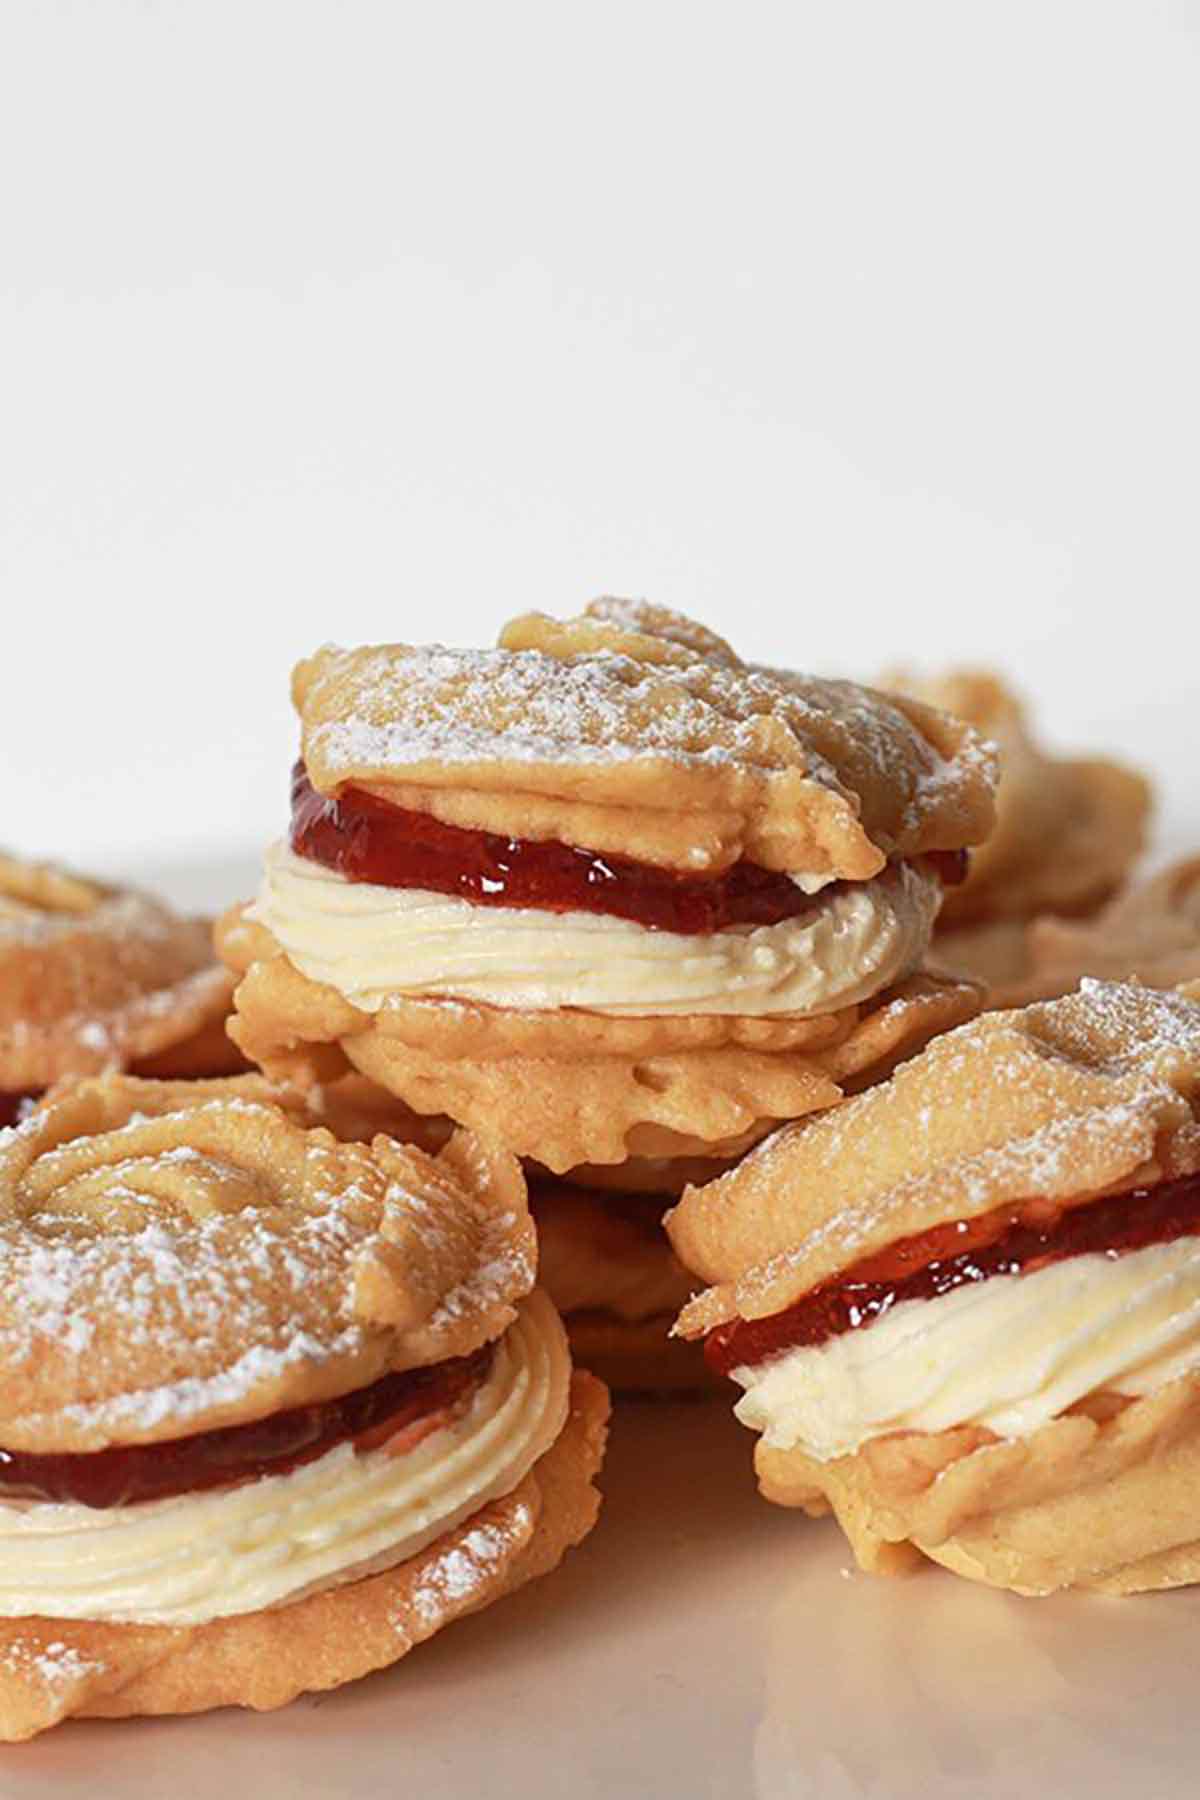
[8,1398,1200,1797]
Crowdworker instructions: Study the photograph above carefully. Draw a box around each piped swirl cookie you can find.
[219,600,996,1171]
[0,850,243,1122]
[880,669,1151,941]
[955,855,1200,1011]
[0,1074,606,1740]
[669,980,1200,1595]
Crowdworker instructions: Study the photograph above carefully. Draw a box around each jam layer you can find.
[291,762,967,935]
[0,1345,494,1509]
[705,1171,1200,1378]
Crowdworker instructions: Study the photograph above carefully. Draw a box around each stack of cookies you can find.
[0,839,609,1737]
[217,598,996,1391]
[664,662,1200,1595]
[10,593,1200,1743]
[670,978,1200,1593]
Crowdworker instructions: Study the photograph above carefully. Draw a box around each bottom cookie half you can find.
[0,1371,609,1743]
[755,1374,1200,1596]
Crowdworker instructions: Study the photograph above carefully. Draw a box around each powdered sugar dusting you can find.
[740,979,1200,1194]
[757,661,1000,829]
[0,876,229,1084]
[781,1093,1169,1289]
[405,1503,534,1627]
[296,631,996,857]
[0,1085,536,1448]
[0,1636,103,1689]
[678,978,1200,1330]
[0,1192,376,1441]
[56,1326,366,1439]
[306,644,818,776]
[1070,976,1200,1064]
[427,1208,535,1329]
[0,884,147,947]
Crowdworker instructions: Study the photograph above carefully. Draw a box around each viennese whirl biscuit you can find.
[669,980,1200,1594]
[959,856,1200,1011]
[0,1075,606,1739]
[0,850,244,1123]
[220,600,995,1172]
[881,671,1151,964]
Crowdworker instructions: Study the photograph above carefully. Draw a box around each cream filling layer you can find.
[249,842,940,1018]
[732,1238,1200,1462]
[0,1290,569,1627]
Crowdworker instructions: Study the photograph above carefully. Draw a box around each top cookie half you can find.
[292,600,997,880]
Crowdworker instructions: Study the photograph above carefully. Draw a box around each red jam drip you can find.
[290,762,967,935]
[704,1171,1200,1378]
[0,1344,494,1509]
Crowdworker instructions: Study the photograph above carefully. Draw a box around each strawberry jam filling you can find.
[0,1344,494,1509]
[290,762,966,935]
[704,1171,1200,1378]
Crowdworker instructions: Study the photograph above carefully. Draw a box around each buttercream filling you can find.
[249,843,940,1018]
[0,1290,569,1627]
[731,1239,1200,1461]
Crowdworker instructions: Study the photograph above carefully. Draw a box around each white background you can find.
[3,1,1198,883]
